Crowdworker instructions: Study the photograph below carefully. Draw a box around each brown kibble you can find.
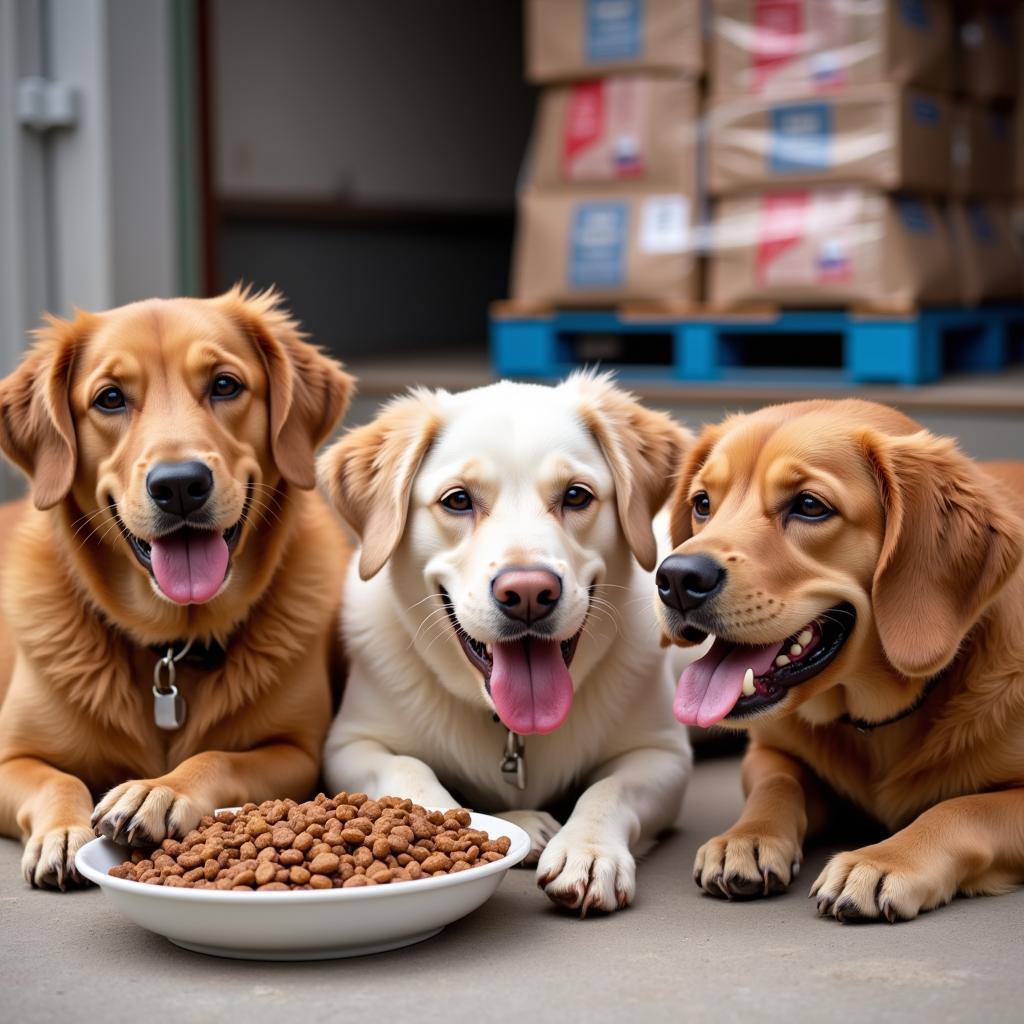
[421,853,453,873]
[309,853,340,875]
[109,794,509,891]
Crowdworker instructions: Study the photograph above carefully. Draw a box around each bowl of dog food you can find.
[75,791,530,960]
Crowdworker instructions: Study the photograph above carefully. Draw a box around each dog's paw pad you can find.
[22,825,94,891]
[92,781,201,847]
[536,832,635,915]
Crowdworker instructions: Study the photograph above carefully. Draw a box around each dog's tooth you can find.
[798,629,812,646]
[485,644,492,655]
[741,668,755,697]
[775,654,790,667]
[789,643,803,657]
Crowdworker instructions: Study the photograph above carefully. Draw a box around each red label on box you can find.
[753,0,804,91]
[563,81,605,174]
[561,79,645,181]
[756,192,808,282]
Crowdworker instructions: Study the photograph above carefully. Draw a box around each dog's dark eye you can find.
[211,374,243,400]
[692,492,711,519]
[790,493,833,521]
[93,386,127,413]
[562,485,594,510]
[440,488,473,514]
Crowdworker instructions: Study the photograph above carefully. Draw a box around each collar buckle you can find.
[499,730,527,790]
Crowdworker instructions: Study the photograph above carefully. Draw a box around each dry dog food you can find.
[108,792,511,891]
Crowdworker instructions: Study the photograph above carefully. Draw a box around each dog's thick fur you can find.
[0,288,353,888]
[318,375,694,913]
[657,399,1024,922]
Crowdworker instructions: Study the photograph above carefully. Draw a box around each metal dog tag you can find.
[500,730,527,790]
[152,642,191,730]
[153,684,187,730]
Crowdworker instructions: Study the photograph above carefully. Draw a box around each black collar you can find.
[148,637,228,672]
[836,671,944,733]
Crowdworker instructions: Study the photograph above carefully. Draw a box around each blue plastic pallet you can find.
[490,307,1024,386]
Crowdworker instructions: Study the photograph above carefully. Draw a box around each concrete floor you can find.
[2,755,1021,1024]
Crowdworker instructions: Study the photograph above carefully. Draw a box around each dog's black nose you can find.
[146,461,214,518]
[656,554,726,613]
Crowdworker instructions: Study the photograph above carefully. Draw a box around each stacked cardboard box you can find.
[706,0,964,311]
[947,1,1022,303]
[512,0,704,307]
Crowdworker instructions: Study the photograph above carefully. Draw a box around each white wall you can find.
[211,0,530,209]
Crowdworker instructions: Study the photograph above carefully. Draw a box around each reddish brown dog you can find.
[655,398,1024,922]
[0,288,352,889]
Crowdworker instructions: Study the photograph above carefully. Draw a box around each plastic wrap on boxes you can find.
[512,187,699,306]
[708,188,953,311]
[710,0,951,97]
[526,76,700,191]
[956,3,1017,102]
[707,84,951,196]
[951,103,1014,200]
[525,0,703,83]
[945,202,1024,304]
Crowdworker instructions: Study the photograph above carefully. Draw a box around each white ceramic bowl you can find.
[76,811,529,960]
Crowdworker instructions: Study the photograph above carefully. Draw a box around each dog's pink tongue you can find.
[490,638,574,735]
[150,531,229,605]
[674,639,783,728]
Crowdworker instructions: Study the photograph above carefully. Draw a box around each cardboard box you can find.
[512,187,699,305]
[945,201,1023,304]
[708,85,951,196]
[951,103,1014,199]
[1014,105,1024,198]
[525,0,703,83]
[708,188,952,310]
[710,0,951,97]
[526,77,700,191]
[956,3,1016,101]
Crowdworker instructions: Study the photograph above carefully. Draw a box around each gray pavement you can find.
[2,755,1021,1023]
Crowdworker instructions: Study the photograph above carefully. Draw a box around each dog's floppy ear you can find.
[862,428,1023,678]
[219,285,354,489]
[572,372,692,572]
[318,390,442,581]
[0,314,82,509]
[667,425,722,549]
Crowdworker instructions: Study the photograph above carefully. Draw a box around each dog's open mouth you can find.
[110,493,250,606]
[439,588,581,736]
[673,603,855,728]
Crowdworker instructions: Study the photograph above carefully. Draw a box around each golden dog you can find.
[655,399,1024,922]
[0,287,352,889]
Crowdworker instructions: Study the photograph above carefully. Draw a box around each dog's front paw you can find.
[536,829,635,915]
[92,780,204,847]
[22,825,94,890]
[500,809,561,865]
[694,828,801,900]
[810,843,955,924]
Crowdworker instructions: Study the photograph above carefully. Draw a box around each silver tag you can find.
[499,730,527,790]
[153,685,187,730]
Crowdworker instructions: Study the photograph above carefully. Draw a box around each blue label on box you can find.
[769,103,832,175]
[568,201,628,289]
[585,0,643,63]
[896,198,933,234]
[966,203,995,246]
[898,0,931,31]
[909,95,941,126]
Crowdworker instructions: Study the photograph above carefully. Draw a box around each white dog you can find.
[318,373,694,913]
